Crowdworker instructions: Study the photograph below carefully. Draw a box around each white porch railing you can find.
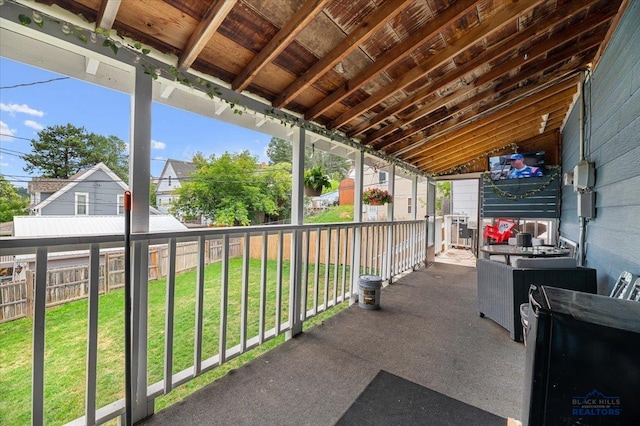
[443,215,473,250]
[0,219,426,425]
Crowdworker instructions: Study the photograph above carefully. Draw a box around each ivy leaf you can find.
[18,14,32,26]
[134,42,142,50]
[78,34,88,44]
[142,48,151,55]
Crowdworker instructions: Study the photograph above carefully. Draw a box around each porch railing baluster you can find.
[85,244,100,426]
[32,247,48,426]
[219,234,230,364]
[313,227,321,314]
[164,238,176,393]
[259,232,267,344]
[275,231,283,334]
[194,235,206,375]
[240,232,250,351]
[323,228,331,310]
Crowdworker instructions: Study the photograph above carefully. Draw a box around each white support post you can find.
[386,165,396,283]
[286,126,305,339]
[351,150,364,304]
[129,65,152,422]
[410,174,418,267]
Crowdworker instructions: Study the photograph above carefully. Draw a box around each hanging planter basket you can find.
[363,188,393,205]
[304,185,323,197]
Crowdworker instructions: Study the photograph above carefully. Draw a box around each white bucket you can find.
[358,275,382,310]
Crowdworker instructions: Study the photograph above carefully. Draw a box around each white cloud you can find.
[24,120,44,131]
[154,156,165,161]
[0,121,16,141]
[152,139,166,150]
[0,102,45,117]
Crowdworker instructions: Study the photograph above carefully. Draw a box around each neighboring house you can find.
[340,166,428,221]
[155,159,195,215]
[27,163,154,216]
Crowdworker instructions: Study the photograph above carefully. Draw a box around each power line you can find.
[0,133,33,142]
[0,77,71,90]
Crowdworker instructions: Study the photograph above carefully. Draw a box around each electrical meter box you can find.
[573,160,594,191]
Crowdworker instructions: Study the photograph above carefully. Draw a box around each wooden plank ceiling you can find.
[39,0,627,176]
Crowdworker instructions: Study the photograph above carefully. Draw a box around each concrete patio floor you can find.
[141,260,525,425]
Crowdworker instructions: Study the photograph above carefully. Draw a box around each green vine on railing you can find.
[482,166,560,199]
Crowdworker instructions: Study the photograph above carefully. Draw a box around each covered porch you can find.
[141,260,525,425]
[1,0,638,425]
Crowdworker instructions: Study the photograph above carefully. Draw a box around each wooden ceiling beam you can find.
[303,0,478,120]
[417,124,560,173]
[415,107,569,167]
[96,0,121,30]
[474,18,615,87]
[350,0,599,139]
[328,0,539,129]
[233,0,332,92]
[423,120,566,173]
[418,100,572,168]
[402,92,573,161]
[363,6,614,146]
[400,81,579,161]
[178,0,237,70]
[383,32,599,157]
[381,64,581,156]
[271,0,413,107]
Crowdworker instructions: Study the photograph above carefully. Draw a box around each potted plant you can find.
[363,187,393,205]
[303,166,331,197]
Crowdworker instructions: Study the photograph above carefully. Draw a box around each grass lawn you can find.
[0,257,350,425]
[305,205,354,223]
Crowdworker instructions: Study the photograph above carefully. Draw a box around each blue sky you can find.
[0,57,273,187]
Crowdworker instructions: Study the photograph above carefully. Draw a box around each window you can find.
[378,171,388,184]
[168,176,172,187]
[117,194,125,215]
[407,197,412,214]
[75,192,88,215]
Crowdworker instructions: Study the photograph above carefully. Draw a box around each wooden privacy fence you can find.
[0,239,241,323]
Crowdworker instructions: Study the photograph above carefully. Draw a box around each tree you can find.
[266,137,351,179]
[22,124,128,181]
[0,175,28,222]
[171,151,291,226]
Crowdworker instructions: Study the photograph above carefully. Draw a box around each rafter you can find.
[328,0,539,129]
[271,0,413,108]
[417,99,573,170]
[380,73,575,156]
[409,90,577,169]
[350,0,603,139]
[178,0,237,70]
[303,0,478,120]
[96,0,121,30]
[422,122,566,173]
[400,77,580,162]
[377,31,602,156]
[233,0,331,92]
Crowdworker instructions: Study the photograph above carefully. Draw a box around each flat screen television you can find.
[489,151,545,180]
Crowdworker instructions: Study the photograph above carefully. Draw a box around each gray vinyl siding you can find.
[560,1,640,294]
[40,170,124,216]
